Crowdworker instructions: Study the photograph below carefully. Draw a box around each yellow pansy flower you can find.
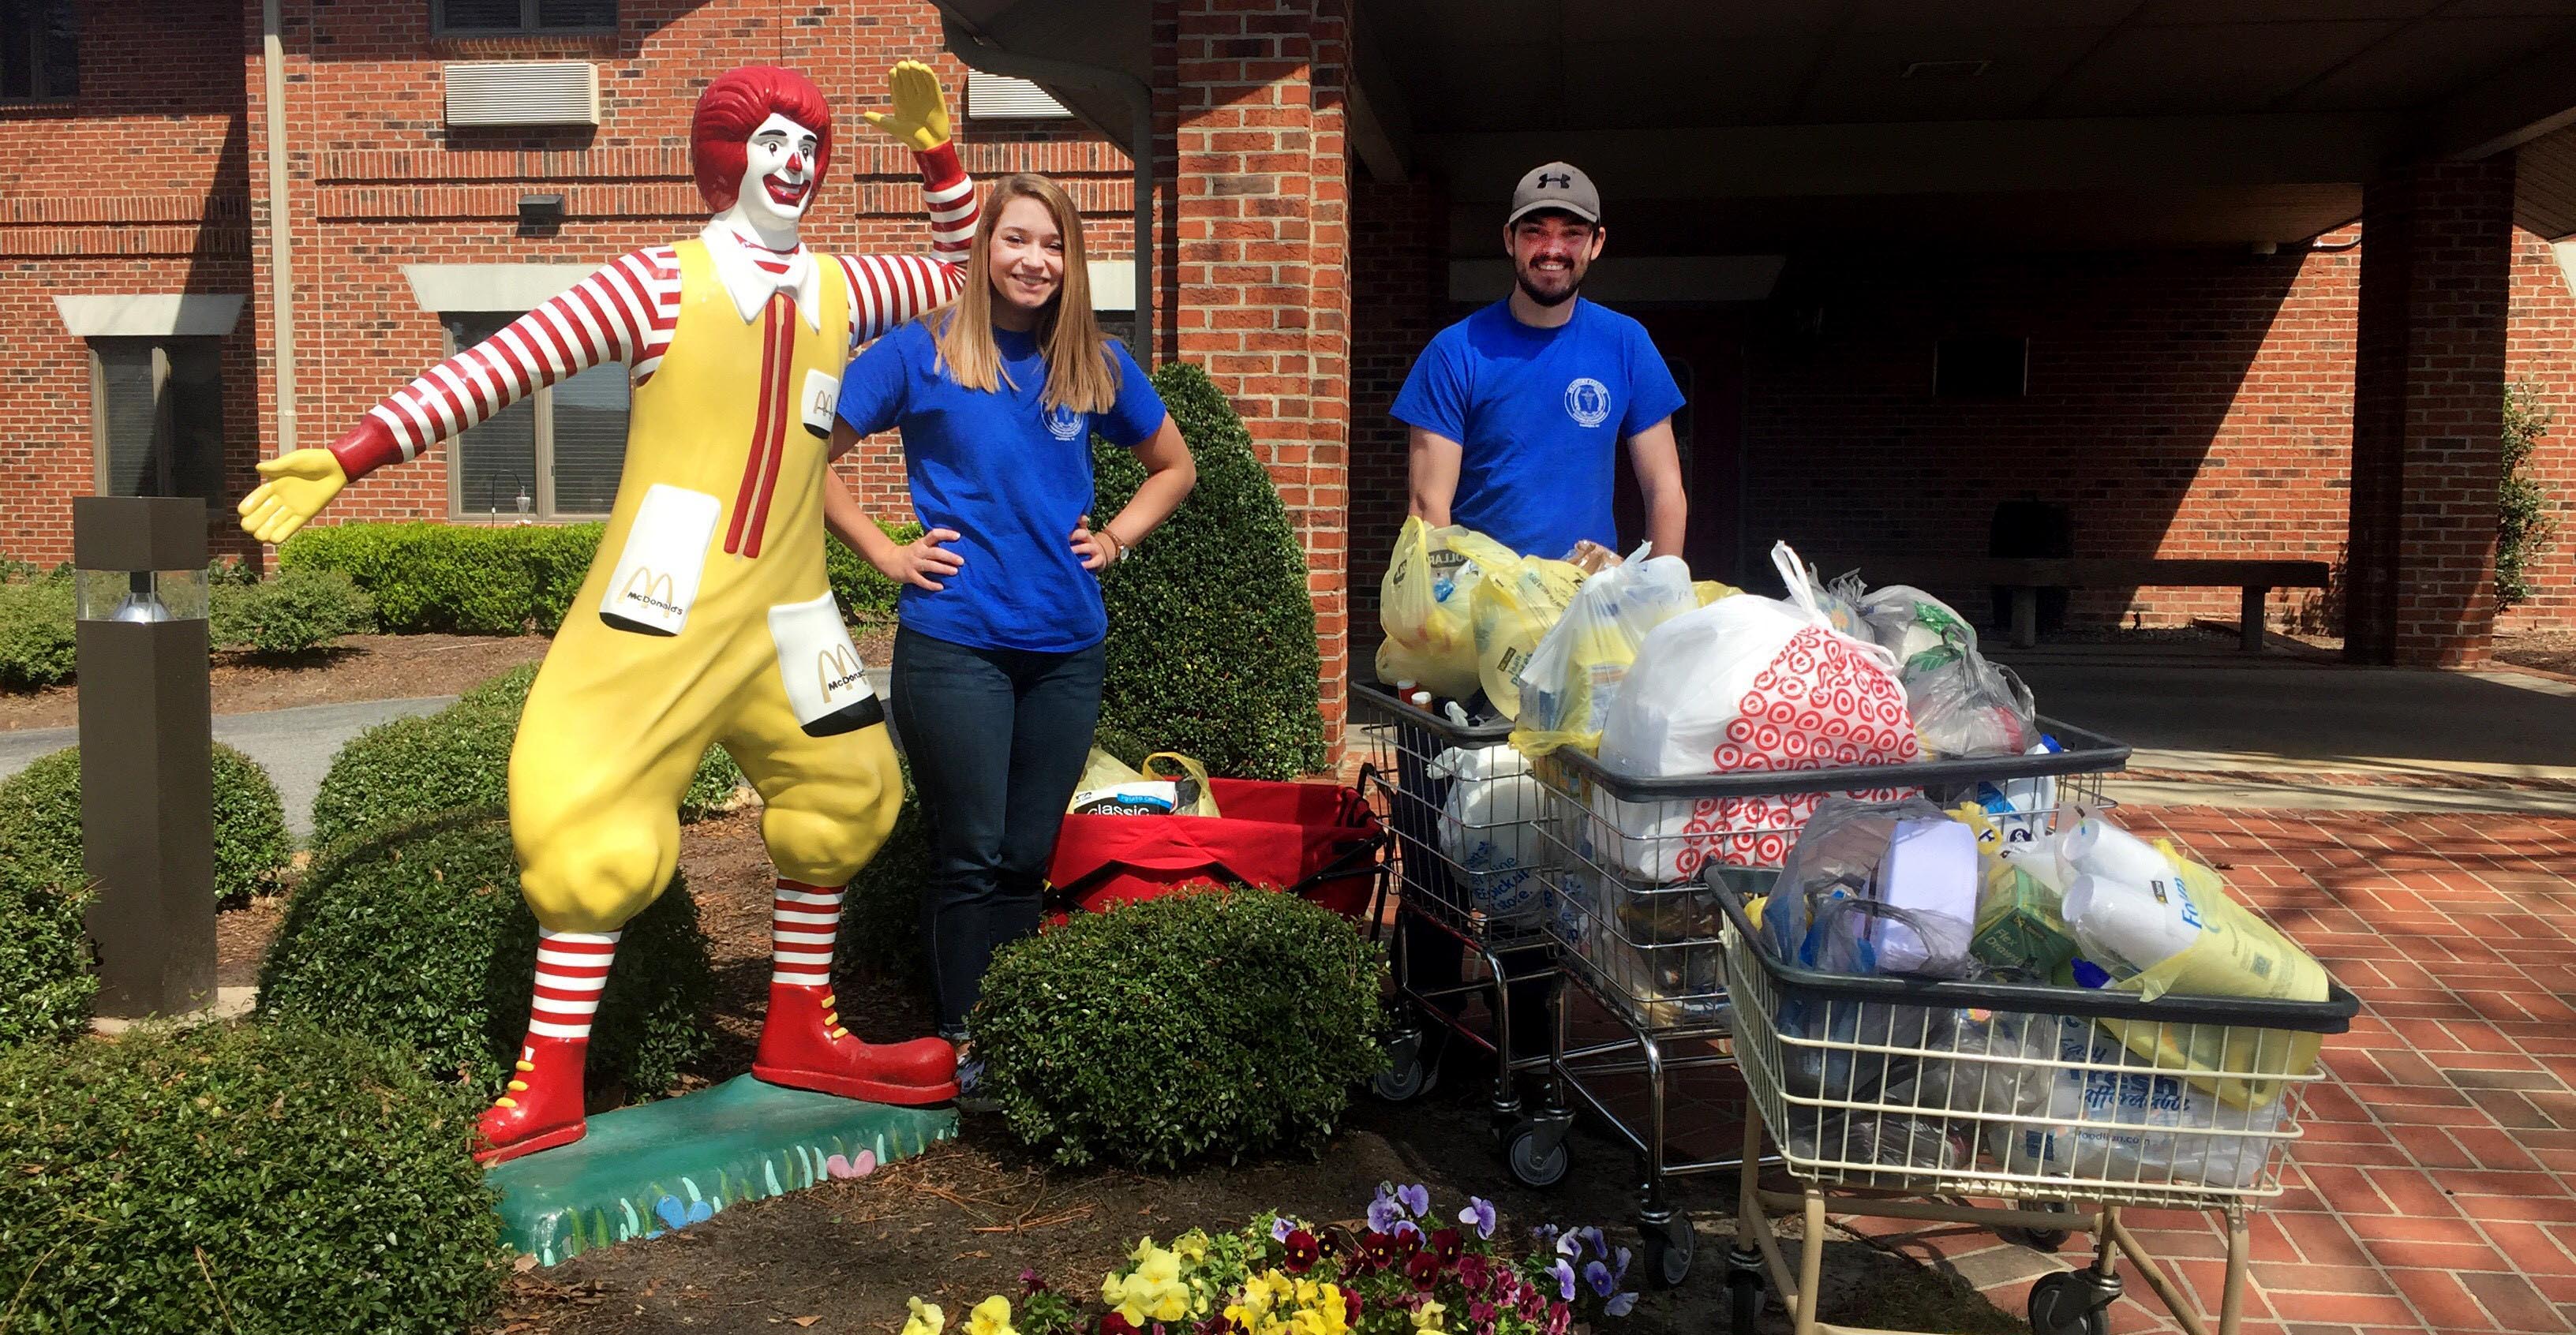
[901,1298,948,1335]
[968,1296,1016,1335]
[1412,1299,1447,1335]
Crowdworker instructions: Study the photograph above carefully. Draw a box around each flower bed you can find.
[898,1184,1635,1335]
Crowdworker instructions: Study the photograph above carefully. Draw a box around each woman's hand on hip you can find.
[1071,514,1125,573]
[875,527,964,591]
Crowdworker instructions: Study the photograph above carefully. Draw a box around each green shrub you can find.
[283,518,919,634]
[0,1019,508,1333]
[311,664,744,847]
[2500,380,2562,610]
[0,744,292,907]
[973,886,1384,1169]
[0,574,75,690]
[1094,362,1326,780]
[0,857,95,1047]
[211,565,378,656]
[258,810,713,1100]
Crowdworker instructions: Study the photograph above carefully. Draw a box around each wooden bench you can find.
[1815,558,2331,653]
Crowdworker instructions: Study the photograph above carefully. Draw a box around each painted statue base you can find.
[488,1074,959,1266]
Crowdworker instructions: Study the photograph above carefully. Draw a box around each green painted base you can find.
[486,1075,958,1266]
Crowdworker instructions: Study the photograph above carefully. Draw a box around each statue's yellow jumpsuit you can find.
[512,245,890,930]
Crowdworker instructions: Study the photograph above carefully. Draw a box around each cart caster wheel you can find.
[1372,1035,1429,1103]
[2027,1272,2110,1335]
[1639,1213,1695,1289]
[1503,1120,1571,1189]
[1726,1272,1761,1334]
[1998,1199,2072,1251]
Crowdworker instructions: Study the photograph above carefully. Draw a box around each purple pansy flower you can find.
[1549,1258,1577,1303]
[1397,1183,1432,1218]
[1367,1191,1406,1235]
[1458,1197,1497,1240]
[1272,1217,1298,1243]
[1582,1260,1616,1299]
[1604,1292,1638,1318]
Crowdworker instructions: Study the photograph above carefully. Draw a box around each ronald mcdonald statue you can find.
[238,62,976,1164]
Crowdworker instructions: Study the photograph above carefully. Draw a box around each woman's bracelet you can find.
[1101,525,1131,565]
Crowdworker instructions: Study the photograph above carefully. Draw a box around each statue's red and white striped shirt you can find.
[335,144,978,478]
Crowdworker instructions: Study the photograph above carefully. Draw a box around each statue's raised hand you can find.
[862,59,953,152]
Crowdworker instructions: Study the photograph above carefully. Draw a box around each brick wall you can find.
[1346,173,1442,649]
[1166,0,1352,739]
[2503,226,2576,633]
[0,0,253,564]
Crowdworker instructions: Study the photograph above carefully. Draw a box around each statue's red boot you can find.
[752,982,958,1104]
[473,1036,590,1165]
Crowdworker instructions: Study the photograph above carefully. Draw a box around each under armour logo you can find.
[1537,173,1572,188]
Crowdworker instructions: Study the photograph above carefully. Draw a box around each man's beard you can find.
[1515,265,1582,307]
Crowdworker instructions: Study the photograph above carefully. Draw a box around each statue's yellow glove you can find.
[862,59,953,153]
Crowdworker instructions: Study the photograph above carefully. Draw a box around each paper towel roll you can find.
[2062,872,2205,976]
[2061,817,2175,888]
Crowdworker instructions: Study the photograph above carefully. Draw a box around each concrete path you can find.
[0,696,456,840]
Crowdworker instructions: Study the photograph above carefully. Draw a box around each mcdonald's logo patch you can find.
[816,644,865,697]
[620,567,682,616]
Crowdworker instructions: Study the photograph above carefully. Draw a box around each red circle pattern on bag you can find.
[1682,627,1921,873]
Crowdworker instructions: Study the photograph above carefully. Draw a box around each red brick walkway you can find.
[1556,806,2576,1333]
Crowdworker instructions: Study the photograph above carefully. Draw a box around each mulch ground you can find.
[2497,628,2576,679]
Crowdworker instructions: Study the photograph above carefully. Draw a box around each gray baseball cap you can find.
[1507,161,1601,225]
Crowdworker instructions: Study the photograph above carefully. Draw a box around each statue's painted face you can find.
[737,111,821,229]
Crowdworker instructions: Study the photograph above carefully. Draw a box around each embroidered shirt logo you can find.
[1044,405,1084,441]
[1563,377,1612,428]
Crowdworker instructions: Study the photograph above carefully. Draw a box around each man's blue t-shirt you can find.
[1391,298,1685,560]
[836,320,1167,653]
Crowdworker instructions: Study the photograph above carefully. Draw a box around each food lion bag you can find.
[1591,543,1920,882]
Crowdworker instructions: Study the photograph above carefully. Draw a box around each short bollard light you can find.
[71,495,217,1019]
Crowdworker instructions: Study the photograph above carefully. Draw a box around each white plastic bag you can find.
[1589,544,1921,881]
[1509,547,1696,757]
[1431,742,1548,927]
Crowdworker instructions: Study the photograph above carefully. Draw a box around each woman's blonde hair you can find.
[932,173,1120,413]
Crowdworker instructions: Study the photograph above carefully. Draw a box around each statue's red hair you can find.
[691,66,833,211]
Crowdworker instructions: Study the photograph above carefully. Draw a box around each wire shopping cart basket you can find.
[1509,723,2133,1289]
[1348,678,1559,1127]
[1713,869,2358,1335]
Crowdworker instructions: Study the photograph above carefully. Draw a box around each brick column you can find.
[2345,158,2515,667]
[1168,0,1353,746]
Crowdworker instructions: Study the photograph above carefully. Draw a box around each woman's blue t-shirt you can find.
[836,320,1167,653]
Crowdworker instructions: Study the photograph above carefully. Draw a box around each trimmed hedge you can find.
[0,855,95,1048]
[0,1019,509,1333]
[257,810,713,1101]
[0,744,292,907]
[210,564,377,655]
[833,755,930,992]
[972,886,1384,1169]
[282,518,914,634]
[1094,362,1327,780]
[310,664,745,847]
[0,574,75,690]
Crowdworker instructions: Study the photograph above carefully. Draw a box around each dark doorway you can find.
[1616,308,1748,584]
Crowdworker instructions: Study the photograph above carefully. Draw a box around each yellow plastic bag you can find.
[1694,580,1740,606]
[1066,749,1220,817]
[1377,518,1517,701]
[1507,555,1697,757]
[1472,555,1584,720]
[2098,845,2330,1109]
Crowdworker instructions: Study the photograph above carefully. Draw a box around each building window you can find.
[433,0,615,36]
[92,338,225,507]
[1,0,78,103]
[444,312,629,519]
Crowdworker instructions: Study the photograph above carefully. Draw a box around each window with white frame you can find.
[92,338,225,506]
[443,312,630,519]
[1,0,77,102]
[433,0,614,36]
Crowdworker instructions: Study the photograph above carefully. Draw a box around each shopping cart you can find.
[1509,724,2133,1288]
[1348,678,1559,1127]
[1714,869,2357,1335]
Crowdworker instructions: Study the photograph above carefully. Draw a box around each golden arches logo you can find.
[620,567,680,613]
[816,644,864,697]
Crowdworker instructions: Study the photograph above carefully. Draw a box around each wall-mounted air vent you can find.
[444,62,601,128]
[966,70,1072,120]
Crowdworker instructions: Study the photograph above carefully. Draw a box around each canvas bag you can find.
[1591,542,1921,881]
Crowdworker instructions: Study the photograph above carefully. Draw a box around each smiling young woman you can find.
[824,173,1196,1101]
